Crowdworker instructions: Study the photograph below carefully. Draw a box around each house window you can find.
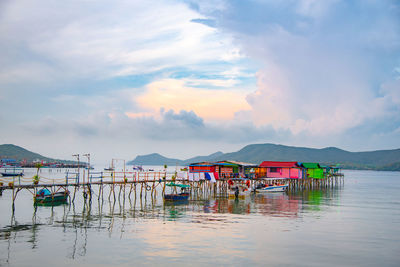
[270,167,280,173]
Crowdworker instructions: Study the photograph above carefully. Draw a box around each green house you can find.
[301,163,324,179]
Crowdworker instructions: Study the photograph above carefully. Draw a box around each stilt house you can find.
[258,161,303,179]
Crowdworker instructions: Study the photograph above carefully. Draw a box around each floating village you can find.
[0,156,344,208]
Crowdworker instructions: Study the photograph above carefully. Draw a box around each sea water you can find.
[0,169,399,266]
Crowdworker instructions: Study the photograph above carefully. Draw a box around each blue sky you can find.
[0,0,399,164]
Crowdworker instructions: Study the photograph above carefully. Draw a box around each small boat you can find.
[132,165,143,171]
[1,168,24,177]
[1,172,24,177]
[104,167,114,171]
[164,183,190,201]
[34,188,69,204]
[228,178,251,199]
[255,183,288,193]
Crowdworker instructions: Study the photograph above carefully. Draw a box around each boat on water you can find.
[228,178,251,199]
[164,183,190,201]
[1,172,24,177]
[254,183,288,193]
[132,165,143,171]
[34,188,69,204]
[1,168,24,177]
[104,167,114,171]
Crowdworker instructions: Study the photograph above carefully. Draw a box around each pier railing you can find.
[0,170,344,187]
[0,169,344,211]
[66,172,80,184]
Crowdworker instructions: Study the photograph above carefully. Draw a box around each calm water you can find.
[0,170,399,266]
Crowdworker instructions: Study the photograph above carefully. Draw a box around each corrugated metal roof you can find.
[214,162,238,167]
[188,162,213,166]
[222,160,258,167]
[300,163,321,168]
[259,161,299,168]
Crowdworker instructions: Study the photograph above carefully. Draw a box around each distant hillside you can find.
[183,151,224,164]
[208,144,400,169]
[377,161,400,171]
[127,153,184,166]
[128,151,224,166]
[128,143,400,171]
[0,144,74,163]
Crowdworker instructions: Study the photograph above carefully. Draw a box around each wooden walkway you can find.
[0,170,344,209]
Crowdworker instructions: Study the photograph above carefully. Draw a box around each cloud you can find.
[194,0,400,137]
[127,108,288,143]
[380,79,400,108]
[17,107,283,147]
[162,109,204,127]
[191,18,217,28]
[296,0,340,19]
[1,0,400,162]
[135,78,251,120]
[0,0,241,87]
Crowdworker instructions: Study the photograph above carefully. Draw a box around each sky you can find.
[0,0,399,164]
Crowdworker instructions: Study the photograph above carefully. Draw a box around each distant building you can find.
[189,160,257,179]
[258,161,303,179]
[299,163,324,179]
[1,158,18,167]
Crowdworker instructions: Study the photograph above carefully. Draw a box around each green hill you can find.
[128,143,400,170]
[377,161,400,171]
[208,144,400,168]
[127,151,225,166]
[127,153,184,166]
[0,144,74,163]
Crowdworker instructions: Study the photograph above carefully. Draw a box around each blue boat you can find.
[1,167,24,177]
[255,184,288,193]
[164,183,190,201]
[34,188,69,205]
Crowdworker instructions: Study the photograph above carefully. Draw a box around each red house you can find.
[259,161,303,179]
[188,162,216,173]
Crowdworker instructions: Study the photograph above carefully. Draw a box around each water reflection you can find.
[254,193,300,218]
[0,186,342,264]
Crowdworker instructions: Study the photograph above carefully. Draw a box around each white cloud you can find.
[296,0,340,19]
[243,28,392,136]
[1,0,400,162]
[0,0,240,85]
[182,77,239,88]
[135,78,251,120]
[380,79,400,107]
[207,1,400,138]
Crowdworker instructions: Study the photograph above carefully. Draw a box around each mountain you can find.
[377,161,400,171]
[127,153,184,166]
[183,151,224,164]
[207,144,400,168]
[128,143,400,170]
[0,144,74,163]
[127,151,224,166]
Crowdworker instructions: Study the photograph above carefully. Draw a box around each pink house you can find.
[259,161,303,179]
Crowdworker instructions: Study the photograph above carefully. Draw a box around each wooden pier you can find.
[0,169,344,210]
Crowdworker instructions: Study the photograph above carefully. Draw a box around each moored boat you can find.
[164,183,190,201]
[255,183,288,193]
[1,172,24,177]
[1,167,24,177]
[34,188,69,204]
